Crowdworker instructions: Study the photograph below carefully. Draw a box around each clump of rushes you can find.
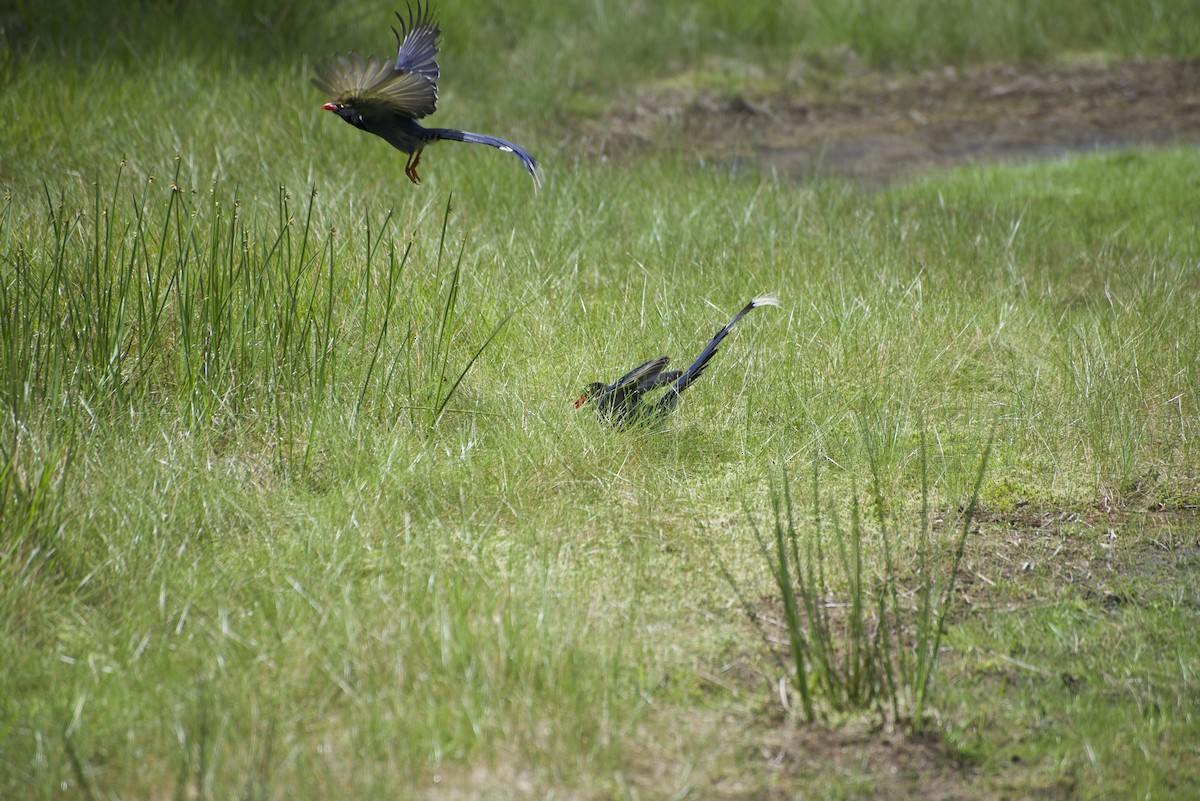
[0,161,506,470]
[728,429,992,731]
[404,195,512,433]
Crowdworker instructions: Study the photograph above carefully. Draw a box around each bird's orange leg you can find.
[405,148,424,185]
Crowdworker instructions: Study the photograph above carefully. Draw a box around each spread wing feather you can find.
[312,51,438,119]
[393,1,441,83]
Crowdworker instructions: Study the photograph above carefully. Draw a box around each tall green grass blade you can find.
[912,430,994,731]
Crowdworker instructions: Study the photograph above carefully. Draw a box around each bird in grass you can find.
[313,2,540,186]
[574,296,780,426]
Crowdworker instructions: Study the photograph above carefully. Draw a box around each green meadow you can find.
[2,1,1198,798]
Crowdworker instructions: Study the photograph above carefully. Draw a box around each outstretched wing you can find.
[313,52,438,119]
[393,1,441,84]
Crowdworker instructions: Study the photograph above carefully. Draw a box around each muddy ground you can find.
[586,58,1200,184]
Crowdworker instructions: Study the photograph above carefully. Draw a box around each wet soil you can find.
[587,59,1200,184]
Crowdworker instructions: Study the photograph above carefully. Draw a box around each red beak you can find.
[321,103,338,112]
[573,394,588,409]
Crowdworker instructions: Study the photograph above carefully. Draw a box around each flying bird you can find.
[313,2,540,186]
[575,296,780,426]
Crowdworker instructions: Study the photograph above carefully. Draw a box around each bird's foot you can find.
[405,150,424,185]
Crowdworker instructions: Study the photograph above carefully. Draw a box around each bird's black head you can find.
[574,382,606,409]
[322,102,365,129]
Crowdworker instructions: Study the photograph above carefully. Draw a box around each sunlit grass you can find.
[730,432,991,730]
[3,142,1196,797]
[2,1,1199,797]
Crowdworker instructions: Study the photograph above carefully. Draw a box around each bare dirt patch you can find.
[959,505,1200,612]
[585,59,1200,184]
[721,717,992,801]
[617,705,997,801]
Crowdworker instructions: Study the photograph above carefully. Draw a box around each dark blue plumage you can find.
[576,296,780,426]
[313,2,540,186]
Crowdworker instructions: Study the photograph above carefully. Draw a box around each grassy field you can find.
[3,1,1199,798]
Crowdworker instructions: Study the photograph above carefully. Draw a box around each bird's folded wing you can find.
[612,357,670,392]
[313,53,438,119]
[638,370,682,392]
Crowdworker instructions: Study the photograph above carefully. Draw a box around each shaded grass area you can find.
[8,0,1200,75]
[4,0,1200,191]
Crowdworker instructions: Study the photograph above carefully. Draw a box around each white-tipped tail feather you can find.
[651,294,780,416]
[750,294,780,308]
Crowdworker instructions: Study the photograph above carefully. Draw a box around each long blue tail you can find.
[654,295,780,416]
[427,128,540,186]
